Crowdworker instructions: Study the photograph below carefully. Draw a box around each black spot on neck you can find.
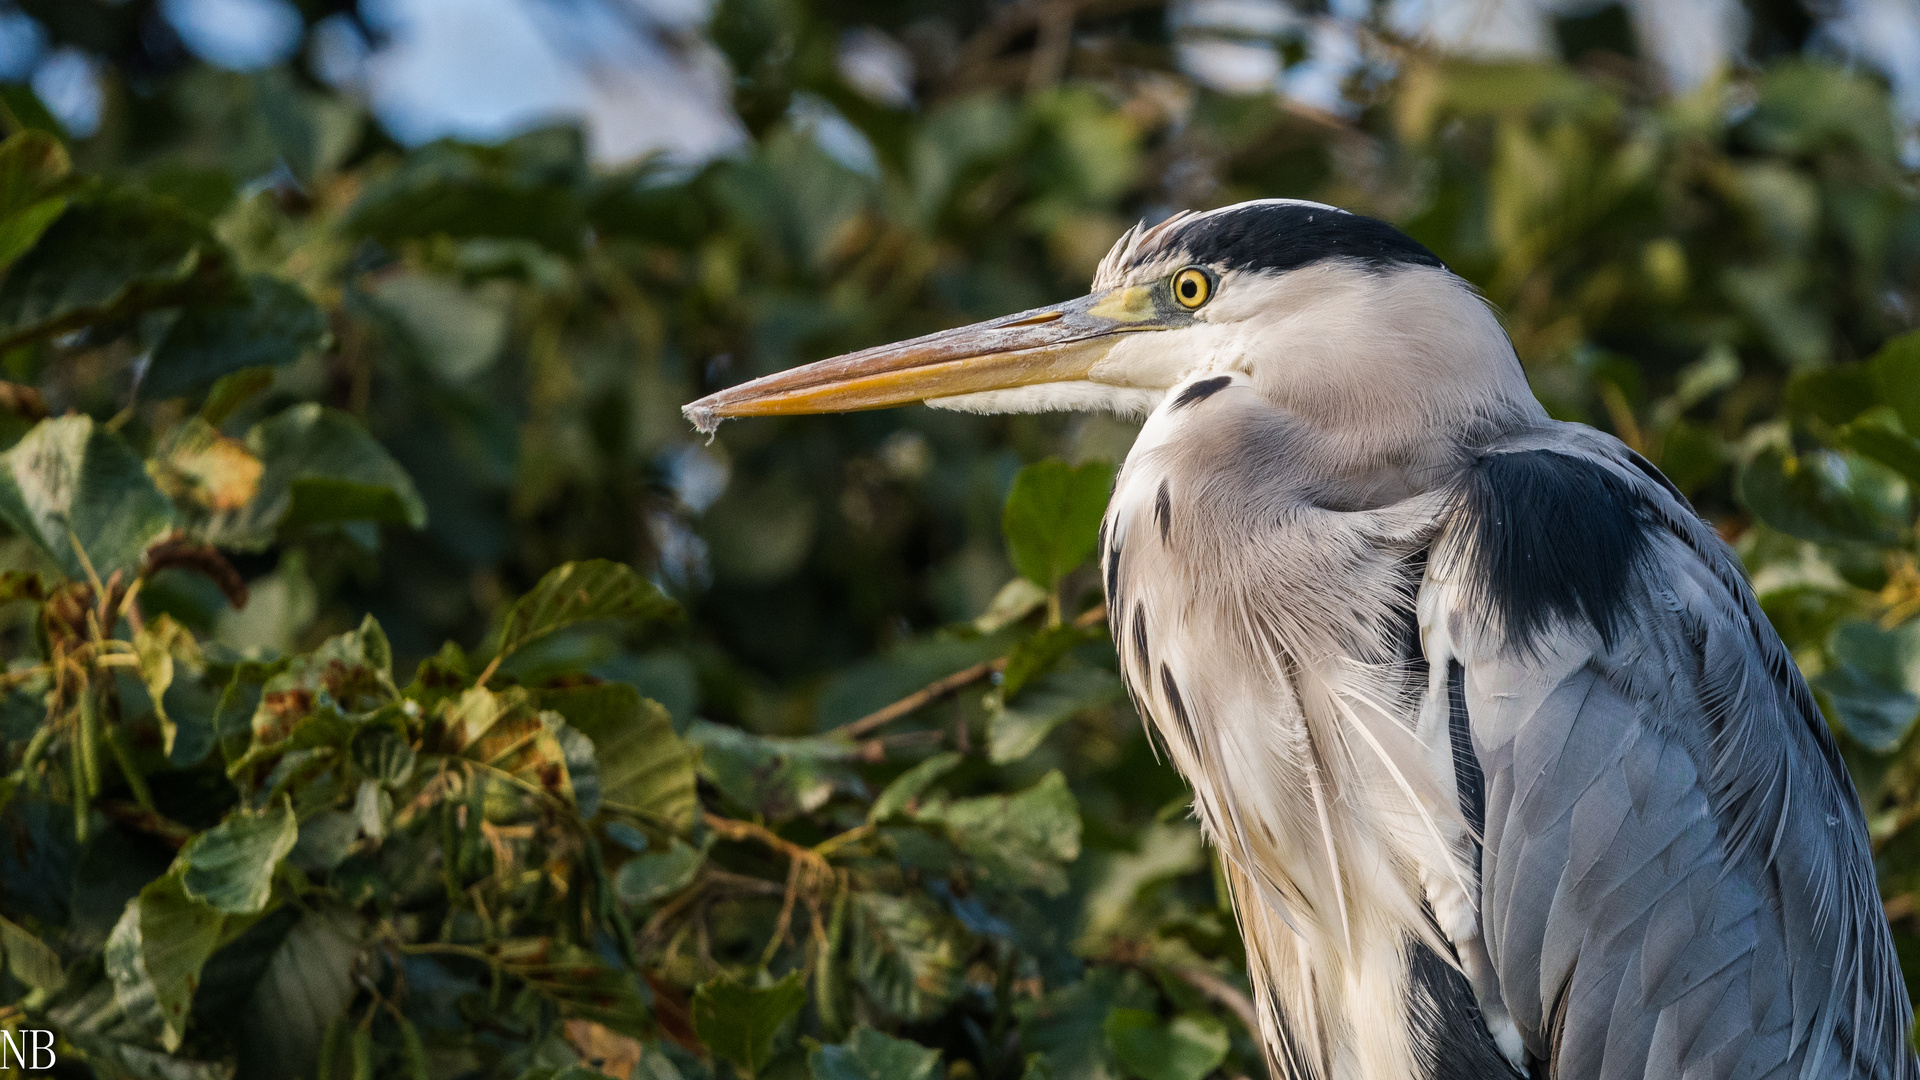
[1172,375,1232,410]
[1159,664,1197,754]
[1154,480,1171,543]
[1173,204,1444,277]
[1132,606,1151,673]
[1455,450,1654,655]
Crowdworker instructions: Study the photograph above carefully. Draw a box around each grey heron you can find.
[682,200,1916,1080]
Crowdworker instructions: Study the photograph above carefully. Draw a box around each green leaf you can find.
[105,873,228,1052]
[1785,364,1880,427]
[990,666,1125,765]
[868,752,962,824]
[1002,624,1094,700]
[809,1026,941,1080]
[1845,422,1920,489]
[145,274,327,399]
[691,971,807,1078]
[1871,331,1920,437]
[371,272,510,382]
[1017,968,1147,1080]
[540,683,696,828]
[0,130,78,269]
[343,128,587,255]
[916,769,1083,894]
[237,906,362,1080]
[433,687,580,805]
[613,836,705,905]
[688,721,862,821]
[849,892,967,1021]
[241,616,395,758]
[497,560,679,659]
[0,913,63,991]
[974,577,1049,633]
[0,187,219,348]
[0,415,175,581]
[1736,446,1907,545]
[200,367,276,426]
[1003,458,1116,589]
[1815,619,1920,753]
[1102,1010,1229,1080]
[135,615,205,758]
[211,403,426,549]
[179,802,298,914]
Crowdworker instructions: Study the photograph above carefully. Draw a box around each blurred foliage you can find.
[0,1,1916,1078]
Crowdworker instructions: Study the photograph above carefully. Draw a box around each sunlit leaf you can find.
[179,802,297,914]
[0,130,78,269]
[135,614,205,757]
[0,415,175,580]
[433,687,579,804]
[692,970,806,1077]
[974,577,1050,633]
[496,560,678,659]
[154,418,265,514]
[543,683,696,828]
[105,873,229,1052]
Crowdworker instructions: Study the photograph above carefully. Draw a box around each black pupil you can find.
[1181,278,1197,298]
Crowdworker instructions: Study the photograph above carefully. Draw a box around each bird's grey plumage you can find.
[681,197,1917,1080]
[1090,202,1914,1080]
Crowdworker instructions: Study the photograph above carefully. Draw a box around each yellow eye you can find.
[1172,267,1212,309]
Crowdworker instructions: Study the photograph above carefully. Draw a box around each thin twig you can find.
[758,857,805,968]
[831,602,1110,741]
[833,659,1007,739]
[703,812,819,865]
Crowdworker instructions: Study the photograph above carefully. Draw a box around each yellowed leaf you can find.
[563,1018,640,1079]
[152,418,264,512]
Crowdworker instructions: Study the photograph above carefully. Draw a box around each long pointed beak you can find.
[682,287,1176,432]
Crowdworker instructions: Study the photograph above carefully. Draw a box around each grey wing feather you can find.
[1432,424,1914,1080]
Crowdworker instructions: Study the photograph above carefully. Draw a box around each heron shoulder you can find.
[1439,432,1672,658]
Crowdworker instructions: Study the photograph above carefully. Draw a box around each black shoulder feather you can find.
[1453,450,1657,654]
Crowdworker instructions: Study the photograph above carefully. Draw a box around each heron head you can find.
[682,199,1534,437]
